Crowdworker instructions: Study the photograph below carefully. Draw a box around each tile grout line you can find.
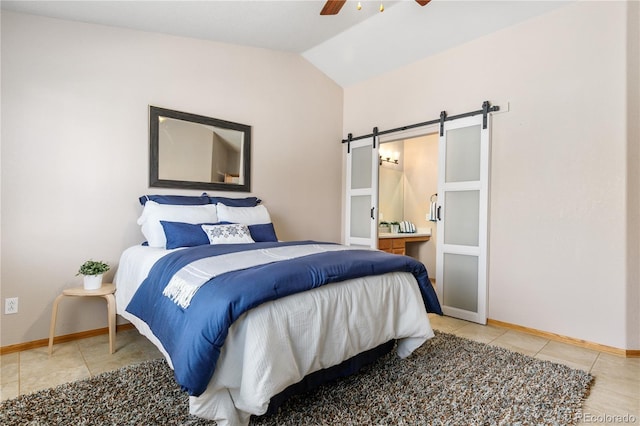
[587,352,601,374]
[76,341,94,378]
[488,327,509,345]
[533,340,552,359]
[17,351,21,397]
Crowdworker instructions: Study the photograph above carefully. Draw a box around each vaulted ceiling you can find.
[1,0,571,86]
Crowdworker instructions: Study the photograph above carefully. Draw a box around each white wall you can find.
[344,1,637,350]
[626,0,640,350]
[0,12,344,346]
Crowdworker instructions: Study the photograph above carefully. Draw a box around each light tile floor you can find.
[1,316,638,425]
[1,328,162,400]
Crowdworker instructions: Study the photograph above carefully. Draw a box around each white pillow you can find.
[137,201,218,248]
[201,224,255,245]
[216,203,271,225]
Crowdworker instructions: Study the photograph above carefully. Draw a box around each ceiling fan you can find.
[320,0,430,15]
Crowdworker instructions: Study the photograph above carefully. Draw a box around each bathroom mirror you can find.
[379,167,404,223]
[149,106,251,192]
[378,141,405,224]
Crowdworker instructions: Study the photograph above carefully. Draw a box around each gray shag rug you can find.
[1,332,593,425]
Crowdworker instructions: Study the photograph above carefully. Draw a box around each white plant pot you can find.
[83,274,103,290]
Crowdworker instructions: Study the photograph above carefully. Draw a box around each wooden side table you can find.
[48,283,116,355]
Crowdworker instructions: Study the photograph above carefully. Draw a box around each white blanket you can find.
[163,243,352,308]
[115,245,434,426]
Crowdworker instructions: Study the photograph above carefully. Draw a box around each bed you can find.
[114,195,442,425]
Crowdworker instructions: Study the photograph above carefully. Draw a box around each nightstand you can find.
[48,283,116,355]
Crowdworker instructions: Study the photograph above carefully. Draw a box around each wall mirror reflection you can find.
[149,106,251,192]
[379,140,405,228]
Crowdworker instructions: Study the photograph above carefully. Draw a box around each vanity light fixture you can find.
[379,149,399,165]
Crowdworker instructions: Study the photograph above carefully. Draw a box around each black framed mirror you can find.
[149,106,251,192]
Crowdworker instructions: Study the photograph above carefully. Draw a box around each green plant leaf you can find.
[77,260,110,276]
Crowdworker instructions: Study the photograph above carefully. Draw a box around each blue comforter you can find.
[126,241,442,396]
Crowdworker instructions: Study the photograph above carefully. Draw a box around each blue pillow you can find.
[247,223,278,242]
[160,221,278,249]
[161,221,212,249]
[205,195,261,207]
[139,194,210,206]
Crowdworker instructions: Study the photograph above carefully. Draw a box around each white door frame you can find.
[344,136,379,248]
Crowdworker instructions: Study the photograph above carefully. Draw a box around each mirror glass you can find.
[149,106,251,192]
[378,140,405,224]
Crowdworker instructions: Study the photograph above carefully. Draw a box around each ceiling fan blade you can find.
[320,0,347,15]
[415,0,431,5]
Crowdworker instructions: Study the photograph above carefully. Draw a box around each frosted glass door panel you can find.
[350,195,372,239]
[436,113,490,324]
[444,190,479,246]
[351,146,373,190]
[445,125,481,183]
[345,137,378,249]
[443,253,478,312]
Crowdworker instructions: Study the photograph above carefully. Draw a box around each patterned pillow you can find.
[201,224,255,245]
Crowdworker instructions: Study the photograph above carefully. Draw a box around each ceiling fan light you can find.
[357,1,362,10]
[380,3,384,12]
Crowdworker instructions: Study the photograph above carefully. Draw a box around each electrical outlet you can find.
[5,297,18,314]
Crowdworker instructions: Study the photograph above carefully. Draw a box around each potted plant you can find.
[378,221,390,234]
[77,260,110,290]
[390,221,400,234]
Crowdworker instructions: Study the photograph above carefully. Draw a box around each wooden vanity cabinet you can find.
[378,238,406,255]
[378,234,430,256]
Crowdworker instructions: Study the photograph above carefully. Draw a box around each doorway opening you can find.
[378,133,439,278]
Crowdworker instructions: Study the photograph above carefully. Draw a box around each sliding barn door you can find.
[344,137,379,248]
[436,115,490,324]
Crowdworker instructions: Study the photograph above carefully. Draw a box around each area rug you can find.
[0,331,593,425]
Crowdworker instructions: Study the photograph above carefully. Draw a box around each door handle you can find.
[371,207,375,220]
[437,205,442,221]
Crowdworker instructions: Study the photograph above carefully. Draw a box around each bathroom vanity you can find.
[378,231,431,256]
